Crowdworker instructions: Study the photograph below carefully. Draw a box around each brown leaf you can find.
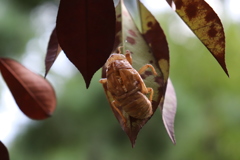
[170,0,228,76]
[0,141,9,160]
[162,79,177,144]
[44,27,62,78]
[0,58,56,120]
[56,0,116,88]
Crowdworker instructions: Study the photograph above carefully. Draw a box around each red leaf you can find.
[0,142,9,160]
[0,58,56,120]
[44,27,62,78]
[56,0,116,88]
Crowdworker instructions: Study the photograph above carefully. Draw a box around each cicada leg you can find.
[136,64,157,102]
[138,64,157,75]
[136,75,154,102]
[112,101,126,125]
[116,46,133,65]
[117,46,122,54]
[147,88,154,102]
[99,78,107,84]
[125,50,132,65]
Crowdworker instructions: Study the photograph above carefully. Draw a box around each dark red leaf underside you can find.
[169,0,228,76]
[0,58,56,120]
[0,141,9,160]
[56,0,116,88]
[44,27,62,77]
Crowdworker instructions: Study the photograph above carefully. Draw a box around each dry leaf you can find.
[44,27,62,77]
[0,58,56,120]
[170,0,228,76]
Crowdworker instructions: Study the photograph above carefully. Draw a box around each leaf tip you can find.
[44,73,48,79]
[222,65,229,77]
[0,141,10,160]
[213,54,229,77]
[84,77,92,89]
[130,137,136,148]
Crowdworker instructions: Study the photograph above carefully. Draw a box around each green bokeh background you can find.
[1,0,240,160]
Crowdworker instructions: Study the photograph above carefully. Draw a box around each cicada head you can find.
[105,53,132,69]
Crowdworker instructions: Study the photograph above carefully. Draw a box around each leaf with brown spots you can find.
[0,58,56,120]
[169,0,228,76]
[101,0,164,147]
[137,0,170,103]
[56,0,116,88]
[0,141,9,160]
[136,0,175,144]
[44,27,62,78]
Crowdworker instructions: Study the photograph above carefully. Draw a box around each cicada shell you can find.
[100,48,157,123]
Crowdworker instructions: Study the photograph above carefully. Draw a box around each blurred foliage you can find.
[8,0,55,11]
[0,0,58,58]
[1,1,240,160]
[0,0,33,58]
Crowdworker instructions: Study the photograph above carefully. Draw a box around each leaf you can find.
[0,141,9,160]
[162,79,177,144]
[112,2,122,53]
[0,58,56,120]
[166,0,173,5]
[101,2,122,78]
[44,27,62,78]
[101,0,169,147]
[138,1,170,86]
[56,0,116,88]
[136,1,176,144]
[169,0,228,76]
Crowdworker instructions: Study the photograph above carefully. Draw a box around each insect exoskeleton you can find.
[100,48,157,122]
